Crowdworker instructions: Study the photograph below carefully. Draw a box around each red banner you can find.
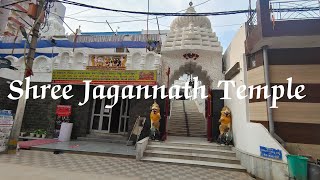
[56,105,72,117]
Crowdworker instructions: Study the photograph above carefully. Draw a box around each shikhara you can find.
[8,77,305,109]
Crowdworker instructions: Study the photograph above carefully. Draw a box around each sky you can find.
[59,0,252,50]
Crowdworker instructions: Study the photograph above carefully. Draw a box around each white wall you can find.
[223,25,288,162]
[0,45,161,83]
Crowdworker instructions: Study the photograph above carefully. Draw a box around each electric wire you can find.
[1,6,25,13]
[57,0,250,16]
[58,0,320,16]
[0,0,28,8]
[66,9,91,16]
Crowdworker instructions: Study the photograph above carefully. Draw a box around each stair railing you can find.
[182,100,190,136]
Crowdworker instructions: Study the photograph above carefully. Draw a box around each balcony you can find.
[245,0,320,54]
[8,16,25,28]
[12,3,28,13]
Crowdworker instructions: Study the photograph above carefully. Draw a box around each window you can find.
[247,55,256,69]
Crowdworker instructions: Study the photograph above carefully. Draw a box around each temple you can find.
[1,0,320,179]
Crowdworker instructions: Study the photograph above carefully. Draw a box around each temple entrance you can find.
[166,62,214,138]
[90,95,130,134]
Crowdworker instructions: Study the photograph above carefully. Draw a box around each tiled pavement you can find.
[0,150,254,180]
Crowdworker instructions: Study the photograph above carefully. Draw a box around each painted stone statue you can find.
[217,106,233,145]
[150,101,161,140]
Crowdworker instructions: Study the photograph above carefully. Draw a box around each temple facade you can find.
[1,1,320,179]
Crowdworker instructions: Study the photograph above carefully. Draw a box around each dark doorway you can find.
[110,100,121,133]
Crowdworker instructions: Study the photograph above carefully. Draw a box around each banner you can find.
[0,110,13,153]
[89,55,127,69]
[56,105,72,117]
[52,70,157,85]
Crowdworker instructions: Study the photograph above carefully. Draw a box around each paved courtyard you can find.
[0,150,254,180]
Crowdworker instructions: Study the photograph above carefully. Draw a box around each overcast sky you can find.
[60,0,252,50]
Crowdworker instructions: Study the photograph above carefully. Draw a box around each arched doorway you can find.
[165,62,214,138]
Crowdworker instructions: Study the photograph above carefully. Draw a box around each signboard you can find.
[0,58,11,69]
[90,55,127,69]
[55,105,72,138]
[225,62,240,80]
[56,105,72,117]
[0,58,18,70]
[52,70,157,85]
[0,110,14,153]
[260,146,283,160]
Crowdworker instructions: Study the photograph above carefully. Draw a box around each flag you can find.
[270,4,275,30]
[72,26,80,52]
[11,29,20,55]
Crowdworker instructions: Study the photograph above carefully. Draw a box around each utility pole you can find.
[8,0,46,154]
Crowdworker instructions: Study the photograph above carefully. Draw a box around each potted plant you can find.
[41,130,47,138]
[20,131,26,137]
[35,129,42,138]
[29,130,35,137]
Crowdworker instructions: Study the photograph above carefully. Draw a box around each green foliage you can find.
[34,129,47,135]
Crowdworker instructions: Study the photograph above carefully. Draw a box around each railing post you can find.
[206,87,212,142]
[163,67,170,141]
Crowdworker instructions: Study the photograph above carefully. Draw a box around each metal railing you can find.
[270,0,320,20]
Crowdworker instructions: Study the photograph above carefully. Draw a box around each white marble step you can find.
[147,144,236,156]
[141,157,246,171]
[168,127,205,130]
[149,141,228,149]
[169,121,205,125]
[170,116,203,119]
[168,130,206,135]
[168,133,206,137]
[144,150,240,164]
[170,113,203,116]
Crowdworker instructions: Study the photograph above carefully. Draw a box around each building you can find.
[0,1,65,37]
[223,0,320,179]
[0,0,34,37]
[1,0,163,138]
[3,0,320,178]
[0,2,225,141]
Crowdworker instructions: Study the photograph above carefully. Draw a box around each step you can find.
[168,121,205,124]
[171,109,199,111]
[171,112,204,115]
[169,124,205,127]
[167,133,206,137]
[144,150,240,164]
[169,121,205,124]
[170,113,204,119]
[141,157,246,172]
[77,136,133,145]
[149,141,231,150]
[169,122,205,125]
[168,131,206,134]
[168,129,206,133]
[169,117,205,121]
[168,134,206,138]
[147,145,236,157]
[170,115,205,118]
[168,126,205,130]
[168,124,206,128]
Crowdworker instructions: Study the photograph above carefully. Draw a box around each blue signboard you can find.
[260,146,282,160]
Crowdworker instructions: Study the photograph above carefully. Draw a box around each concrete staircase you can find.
[168,100,206,137]
[141,138,245,171]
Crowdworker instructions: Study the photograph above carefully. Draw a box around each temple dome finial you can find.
[170,2,211,31]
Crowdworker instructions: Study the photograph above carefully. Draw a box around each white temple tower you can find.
[161,2,223,89]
